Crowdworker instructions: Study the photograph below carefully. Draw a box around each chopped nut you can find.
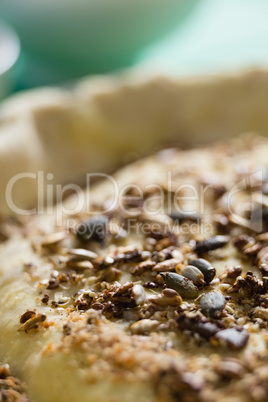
[176,313,219,338]
[114,281,133,296]
[67,259,94,270]
[132,284,148,305]
[0,363,11,379]
[149,289,182,307]
[226,265,243,279]
[130,319,159,334]
[46,276,60,290]
[215,327,249,350]
[74,290,95,310]
[131,259,156,275]
[216,359,244,379]
[251,306,268,321]
[41,294,50,304]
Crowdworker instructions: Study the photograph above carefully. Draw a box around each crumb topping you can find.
[8,136,268,400]
[0,363,30,401]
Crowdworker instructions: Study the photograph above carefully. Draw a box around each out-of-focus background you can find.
[1,0,268,100]
[2,0,268,215]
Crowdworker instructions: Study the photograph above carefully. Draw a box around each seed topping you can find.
[189,258,216,284]
[181,265,205,286]
[193,236,229,255]
[76,216,108,243]
[160,272,199,299]
[18,312,47,332]
[199,291,226,319]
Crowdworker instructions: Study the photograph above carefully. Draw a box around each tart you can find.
[1,69,268,214]
[1,134,268,401]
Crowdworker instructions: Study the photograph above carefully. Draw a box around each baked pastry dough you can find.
[1,135,268,401]
[2,69,268,214]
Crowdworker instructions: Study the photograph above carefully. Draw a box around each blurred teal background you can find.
[136,0,268,77]
[1,0,268,97]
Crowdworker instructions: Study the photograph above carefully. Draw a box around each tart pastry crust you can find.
[1,69,268,213]
[1,135,268,401]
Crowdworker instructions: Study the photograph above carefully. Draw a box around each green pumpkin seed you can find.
[199,291,226,318]
[160,272,199,299]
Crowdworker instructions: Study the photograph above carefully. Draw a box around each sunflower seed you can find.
[41,231,66,247]
[181,265,205,286]
[153,258,181,273]
[131,259,156,275]
[67,259,94,270]
[189,258,216,284]
[18,313,46,332]
[20,310,36,323]
[193,236,229,255]
[67,248,98,260]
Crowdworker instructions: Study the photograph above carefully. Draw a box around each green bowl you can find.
[0,21,20,100]
[0,0,199,75]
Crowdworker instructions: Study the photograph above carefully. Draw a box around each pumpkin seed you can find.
[160,272,199,299]
[76,216,108,243]
[199,291,226,318]
[189,258,216,284]
[181,265,205,286]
